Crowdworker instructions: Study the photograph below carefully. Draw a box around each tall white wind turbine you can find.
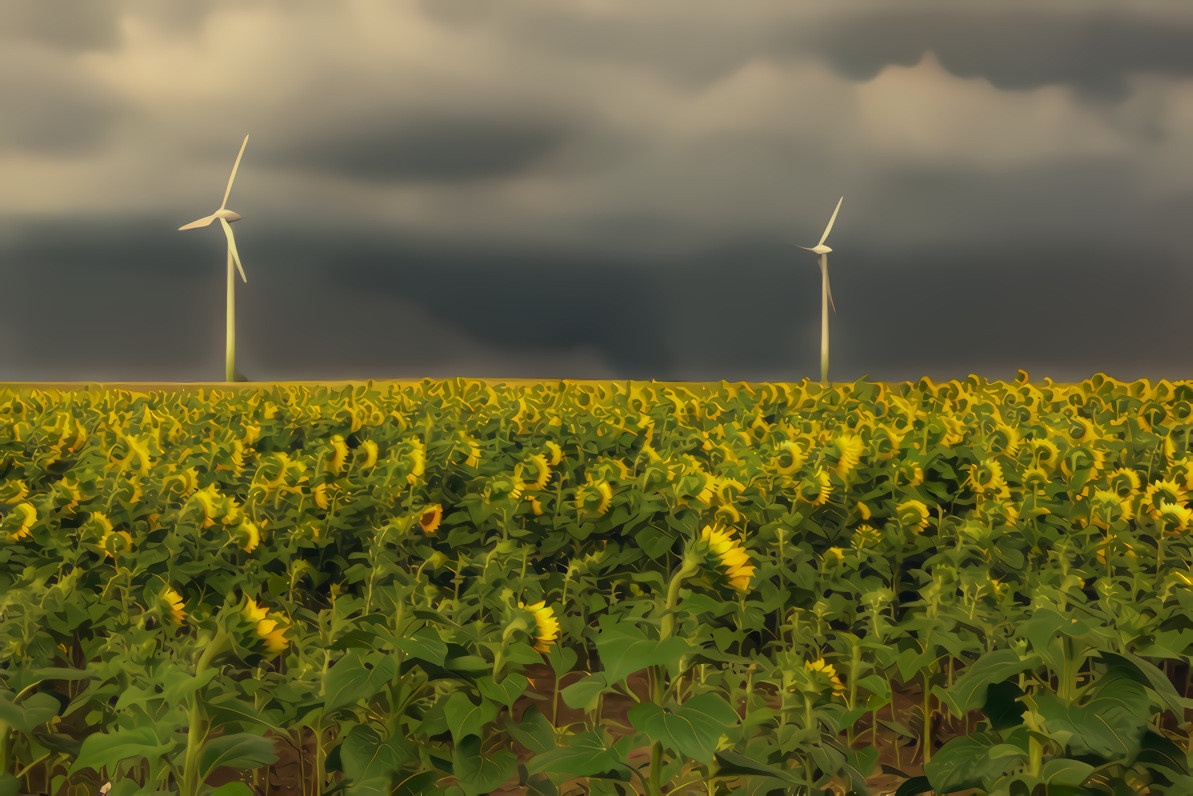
[794,195,843,384]
[179,134,251,383]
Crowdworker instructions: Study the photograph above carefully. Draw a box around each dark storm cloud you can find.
[790,9,1193,102]
[321,231,674,376]
[259,107,576,184]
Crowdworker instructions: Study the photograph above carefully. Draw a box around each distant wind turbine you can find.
[793,195,844,384]
[179,134,251,383]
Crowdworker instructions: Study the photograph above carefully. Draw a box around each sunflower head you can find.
[803,657,846,697]
[798,469,833,506]
[1156,503,1193,535]
[696,525,756,593]
[896,499,931,533]
[824,433,865,478]
[1143,480,1187,519]
[419,504,443,535]
[240,595,291,654]
[518,600,561,654]
[159,586,187,626]
[1107,468,1142,500]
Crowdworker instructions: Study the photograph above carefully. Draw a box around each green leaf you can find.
[0,692,59,733]
[1097,650,1193,717]
[210,783,254,796]
[626,692,739,765]
[543,642,578,680]
[476,671,530,709]
[593,620,692,686]
[1039,757,1096,787]
[525,725,633,779]
[711,748,804,787]
[442,691,501,744]
[560,672,608,711]
[323,650,397,715]
[503,705,557,755]
[935,648,1033,717]
[392,627,449,666]
[68,725,173,775]
[198,732,279,781]
[340,724,408,795]
[924,732,1019,794]
[452,734,517,796]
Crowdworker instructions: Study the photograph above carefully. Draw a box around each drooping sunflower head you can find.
[697,525,756,593]
[803,657,846,697]
[1167,457,1193,492]
[1066,416,1096,444]
[240,595,290,654]
[824,433,865,479]
[798,469,833,506]
[967,460,1007,496]
[1156,503,1193,535]
[896,499,931,533]
[1021,465,1051,489]
[1033,439,1061,472]
[159,585,187,626]
[1107,468,1142,501]
[1143,480,1187,519]
[1060,446,1105,483]
[519,600,561,654]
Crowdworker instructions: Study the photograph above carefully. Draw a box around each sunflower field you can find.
[2,372,1193,795]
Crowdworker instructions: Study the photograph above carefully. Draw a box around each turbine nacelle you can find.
[178,208,242,231]
[798,244,832,255]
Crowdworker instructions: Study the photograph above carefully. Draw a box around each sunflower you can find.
[519,600,560,654]
[241,596,290,654]
[896,499,931,532]
[1167,457,1193,492]
[1107,468,1142,501]
[1156,503,1193,535]
[160,586,187,626]
[699,525,756,593]
[826,433,865,479]
[967,460,1010,500]
[419,504,443,534]
[1143,480,1187,519]
[1066,416,1096,444]
[1033,439,1061,472]
[804,657,846,697]
[575,480,613,516]
[799,469,833,506]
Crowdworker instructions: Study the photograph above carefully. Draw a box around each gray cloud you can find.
[1,0,123,53]
[792,9,1193,102]
[261,107,576,185]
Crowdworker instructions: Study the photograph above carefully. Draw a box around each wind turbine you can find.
[793,195,843,384]
[179,134,251,383]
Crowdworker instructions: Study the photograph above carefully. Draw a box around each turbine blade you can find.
[220,217,248,283]
[817,195,844,247]
[219,134,250,211]
[179,214,216,231]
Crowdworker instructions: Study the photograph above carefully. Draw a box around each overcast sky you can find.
[3,0,1193,386]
